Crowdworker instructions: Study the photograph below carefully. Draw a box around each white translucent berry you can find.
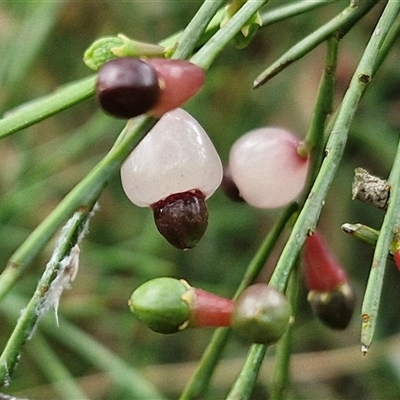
[229,127,310,208]
[121,108,222,207]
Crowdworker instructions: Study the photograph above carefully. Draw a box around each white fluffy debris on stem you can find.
[40,245,80,326]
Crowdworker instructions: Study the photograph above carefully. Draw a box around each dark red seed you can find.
[96,57,160,119]
[151,190,208,250]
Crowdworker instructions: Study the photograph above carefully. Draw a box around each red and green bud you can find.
[231,284,291,345]
[130,279,291,342]
[302,231,355,330]
[129,278,233,334]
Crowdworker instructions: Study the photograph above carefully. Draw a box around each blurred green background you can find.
[1,1,400,399]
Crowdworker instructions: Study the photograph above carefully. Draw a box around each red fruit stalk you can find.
[182,287,234,328]
[129,278,234,333]
[303,231,348,292]
[303,230,355,330]
[148,59,205,118]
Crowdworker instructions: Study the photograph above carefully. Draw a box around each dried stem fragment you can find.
[352,167,390,210]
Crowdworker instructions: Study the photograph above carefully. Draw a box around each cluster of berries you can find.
[93,51,355,342]
[96,56,311,249]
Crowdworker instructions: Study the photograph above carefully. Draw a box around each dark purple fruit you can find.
[96,57,160,119]
[221,164,244,202]
[151,190,208,250]
[308,283,355,330]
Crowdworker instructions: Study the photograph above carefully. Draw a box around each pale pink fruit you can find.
[229,127,310,208]
[120,108,222,207]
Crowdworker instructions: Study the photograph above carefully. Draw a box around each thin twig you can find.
[0,204,97,385]
[269,0,399,295]
[253,0,379,88]
[180,204,297,400]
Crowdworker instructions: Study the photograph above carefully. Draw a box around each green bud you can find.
[232,13,262,49]
[83,34,165,71]
[220,1,262,49]
[83,36,124,71]
[112,34,165,58]
[129,277,190,334]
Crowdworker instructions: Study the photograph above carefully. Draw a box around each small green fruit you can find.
[129,277,189,334]
[231,284,291,344]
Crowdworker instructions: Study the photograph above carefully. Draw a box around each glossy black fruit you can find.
[96,57,160,119]
[151,190,208,250]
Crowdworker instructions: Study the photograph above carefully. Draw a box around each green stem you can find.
[341,223,379,248]
[44,317,167,399]
[373,12,400,74]
[190,0,271,70]
[270,267,301,400]
[0,113,121,222]
[0,294,166,400]
[269,0,399,294]
[0,0,334,141]
[180,203,297,400]
[0,1,63,99]
[233,203,298,297]
[0,116,156,303]
[260,0,336,26]
[226,264,301,400]
[225,344,267,400]
[361,2,400,348]
[29,334,89,400]
[0,205,95,385]
[172,0,225,60]
[253,0,379,88]
[302,35,339,188]
[0,75,96,140]
[361,135,400,353]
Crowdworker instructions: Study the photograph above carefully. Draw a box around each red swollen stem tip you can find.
[303,231,348,292]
